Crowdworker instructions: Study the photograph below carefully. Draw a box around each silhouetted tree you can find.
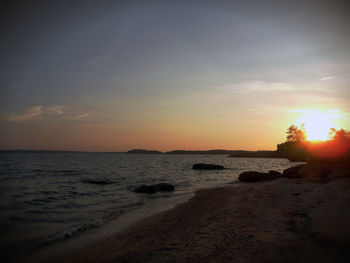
[332,129,350,143]
[286,124,305,142]
[277,124,308,161]
[328,128,337,139]
[278,126,350,162]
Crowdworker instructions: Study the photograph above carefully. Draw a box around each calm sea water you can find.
[0,152,299,257]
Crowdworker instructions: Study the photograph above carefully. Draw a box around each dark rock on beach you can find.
[192,163,225,170]
[282,164,307,178]
[268,170,282,177]
[282,162,350,182]
[134,183,175,194]
[238,170,282,182]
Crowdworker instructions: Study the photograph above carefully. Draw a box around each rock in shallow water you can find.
[156,183,175,191]
[238,170,282,182]
[134,183,175,194]
[192,163,225,170]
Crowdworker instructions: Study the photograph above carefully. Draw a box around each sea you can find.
[0,152,300,260]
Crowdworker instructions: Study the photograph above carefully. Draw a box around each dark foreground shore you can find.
[35,163,350,263]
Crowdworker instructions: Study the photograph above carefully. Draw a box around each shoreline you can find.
[26,162,350,263]
[48,167,350,262]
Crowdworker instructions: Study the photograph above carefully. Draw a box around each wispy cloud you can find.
[8,105,90,122]
[320,76,335,81]
[217,81,296,94]
[10,106,44,121]
[217,80,338,95]
[46,105,65,115]
[73,113,89,120]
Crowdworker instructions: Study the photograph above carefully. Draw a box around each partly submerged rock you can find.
[238,170,282,182]
[192,163,225,170]
[156,183,175,191]
[134,185,158,193]
[134,183,175,194]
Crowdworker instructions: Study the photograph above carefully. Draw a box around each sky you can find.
[1,0,350,151]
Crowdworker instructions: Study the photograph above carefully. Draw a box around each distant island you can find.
[0,149,281,158]
[166,150,281,158]
[126,149,163,154]
[126,149,282,157]
[227,150,281,158]
[166,150,238,155]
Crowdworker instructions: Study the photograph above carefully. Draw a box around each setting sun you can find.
[293,110,340,141]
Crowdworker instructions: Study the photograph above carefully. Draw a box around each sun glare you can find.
[293,109,340,141]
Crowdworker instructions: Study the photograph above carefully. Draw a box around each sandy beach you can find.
[39,163,350,263]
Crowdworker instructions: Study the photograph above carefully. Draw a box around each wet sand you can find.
[55,173,350,263]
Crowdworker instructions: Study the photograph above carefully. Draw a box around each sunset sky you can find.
[1,0,350,151]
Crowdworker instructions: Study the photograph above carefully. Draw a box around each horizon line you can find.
[0,148,277,153]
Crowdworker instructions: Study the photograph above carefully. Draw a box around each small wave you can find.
[24,200,44,206]
[55,170,83,176]
[81,179,114,185]
[32,169,85,176]
[40,219,105,246]
[25,210,44,215]
[70,191,93,196]
[40,190,59,194]
[59,170,79,174]
[32,198,56,203]
[40,200,145,247]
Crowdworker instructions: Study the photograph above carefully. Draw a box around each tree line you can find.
[277,125,350,162]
